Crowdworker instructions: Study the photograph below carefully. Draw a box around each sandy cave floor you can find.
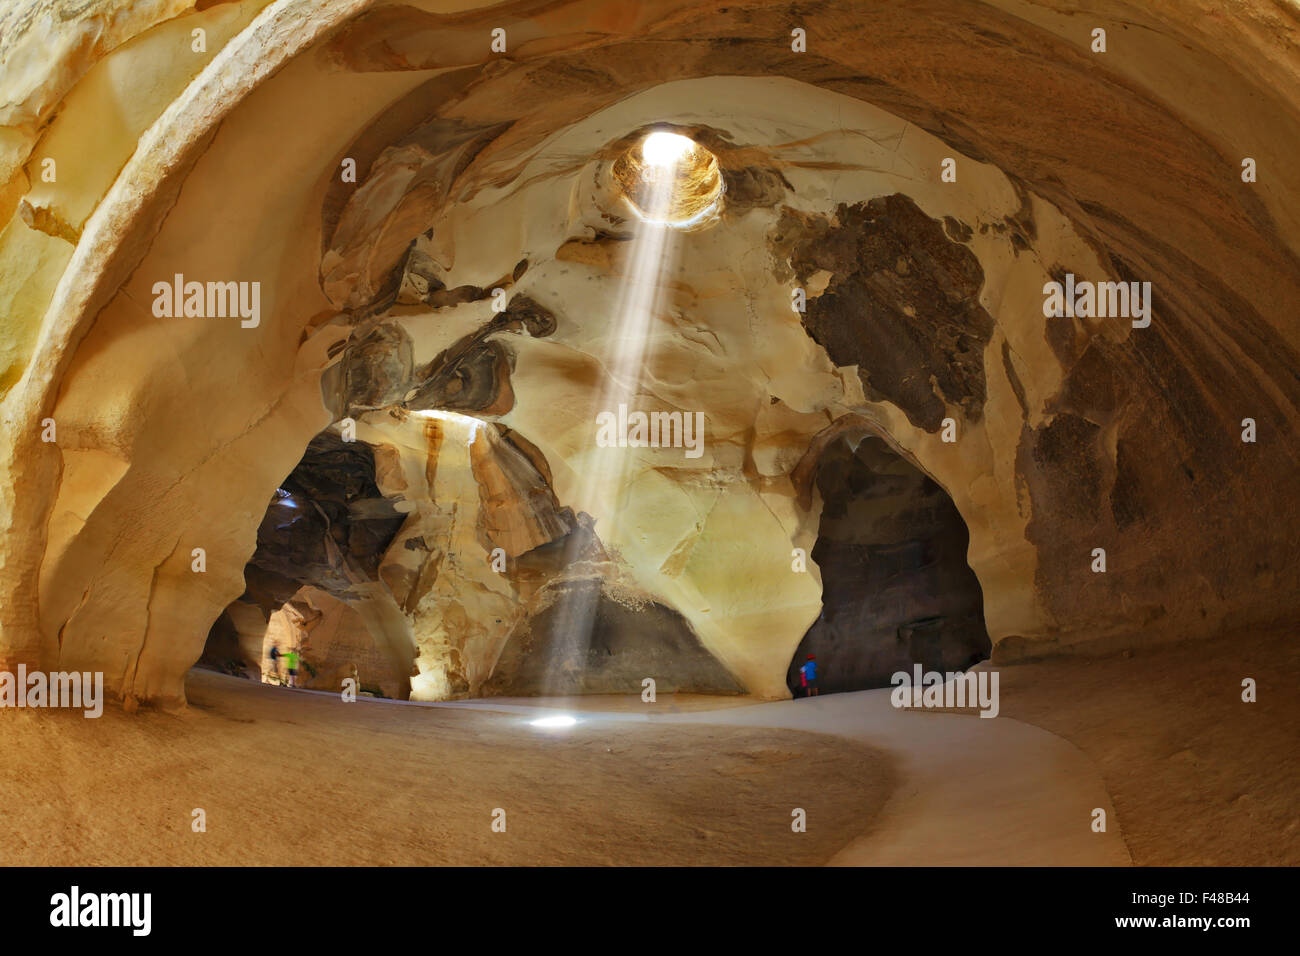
[993,625,1300,866]
[0,627,1294,866]
[0,671,896,866]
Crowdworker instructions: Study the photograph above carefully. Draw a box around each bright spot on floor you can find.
[530,714,578,729]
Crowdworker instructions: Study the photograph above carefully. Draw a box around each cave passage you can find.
[788,434,991,696]
[199,430,410,697]
[198,416,746,702]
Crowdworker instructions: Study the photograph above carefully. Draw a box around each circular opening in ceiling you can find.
[612,129,724,228]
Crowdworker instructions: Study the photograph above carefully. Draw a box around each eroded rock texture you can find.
[2,0,1298,707]
[778,195,996,432]
[247,432,406,596]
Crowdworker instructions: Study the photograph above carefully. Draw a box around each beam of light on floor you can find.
[541,132,688,696]
[529,714,578,729]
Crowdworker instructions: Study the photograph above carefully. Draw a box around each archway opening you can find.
[197,429,410,697]
[787,433,990,696]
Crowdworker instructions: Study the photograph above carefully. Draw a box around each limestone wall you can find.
[1,0,1296,706]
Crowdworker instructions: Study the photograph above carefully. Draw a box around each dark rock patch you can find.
[408,339,513,414]
[483,579,742,697]
[720,165,791,213]
[1029,412,1104,524]
[405,294,556,414]
[244,431,406,602]
[339,323,414,414]
[775,194,995,431]
[1001,340,1030,417]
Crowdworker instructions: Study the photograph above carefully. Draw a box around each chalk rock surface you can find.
[0,0,1297,706]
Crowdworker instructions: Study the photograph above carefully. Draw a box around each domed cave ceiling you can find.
[0,0,1297,706]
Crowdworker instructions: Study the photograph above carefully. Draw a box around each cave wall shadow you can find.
[787,433,990,696]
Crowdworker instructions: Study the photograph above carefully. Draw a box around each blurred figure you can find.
[283,646,300,688]
[268,643,282,683]
[800,654,819,697]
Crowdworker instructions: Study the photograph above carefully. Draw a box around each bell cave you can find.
[0,0,1297,896]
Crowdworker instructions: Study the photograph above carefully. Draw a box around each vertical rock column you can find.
[358,411,572,700]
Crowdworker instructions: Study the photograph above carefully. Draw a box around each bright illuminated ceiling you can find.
[613,129,724,228]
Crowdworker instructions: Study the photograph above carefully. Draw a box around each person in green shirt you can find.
[283,648,300,688]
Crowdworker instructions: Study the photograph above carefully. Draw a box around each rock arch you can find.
[787,421,990,695]
[1,0,1297,707]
